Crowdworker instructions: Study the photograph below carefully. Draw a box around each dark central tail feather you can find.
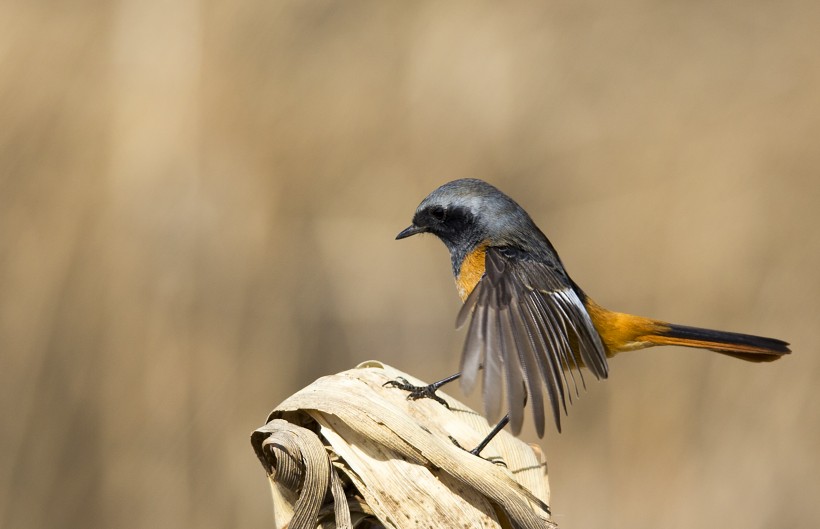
[641,323,791,362]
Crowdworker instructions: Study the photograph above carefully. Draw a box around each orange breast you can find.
[456,244,487,301]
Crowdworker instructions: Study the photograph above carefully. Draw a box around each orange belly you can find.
[456,244,487,301]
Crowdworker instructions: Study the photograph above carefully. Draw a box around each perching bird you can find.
[393,178,790,438]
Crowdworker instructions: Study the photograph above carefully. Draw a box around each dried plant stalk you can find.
[251,361,555,529]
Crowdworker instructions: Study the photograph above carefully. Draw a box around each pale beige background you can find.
[1,1,818,528]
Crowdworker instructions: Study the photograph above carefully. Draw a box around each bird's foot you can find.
[382,377,451,409]
[447,435,507,466]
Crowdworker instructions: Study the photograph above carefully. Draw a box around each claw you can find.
[448,435,507,467]
[382,376,412,389]
[382,377,451,409]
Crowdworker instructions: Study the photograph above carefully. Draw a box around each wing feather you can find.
[521,295,565,431]
[536,295,578,398]
[482,292,503,422]
[509,300,546,436]
[456,278,480,329]
[499,303,525,434]
[456,246,609,436]
[544,294,587,391]
[459,284,486,394]
[554,289,608,378]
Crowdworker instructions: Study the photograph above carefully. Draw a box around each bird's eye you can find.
[429,206,446,221]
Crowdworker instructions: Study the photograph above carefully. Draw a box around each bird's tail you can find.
[582,296,790,361]
[639,322,791,362]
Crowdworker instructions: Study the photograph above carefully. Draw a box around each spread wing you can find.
[456,246,609,436]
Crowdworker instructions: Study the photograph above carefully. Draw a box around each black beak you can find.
[396,224,426,240]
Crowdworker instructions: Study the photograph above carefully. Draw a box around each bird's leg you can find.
[468,414,510,456]
[448,413,511,463]
[382,372,461,409]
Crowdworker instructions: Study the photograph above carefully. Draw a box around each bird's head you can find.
[397,179,536,274]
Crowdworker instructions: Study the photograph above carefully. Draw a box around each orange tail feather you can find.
[584,297,790,361]
[639,323,791,362]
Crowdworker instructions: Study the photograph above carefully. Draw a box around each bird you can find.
[392,178,790,439]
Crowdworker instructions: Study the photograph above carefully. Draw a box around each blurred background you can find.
[1,1,819,528]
